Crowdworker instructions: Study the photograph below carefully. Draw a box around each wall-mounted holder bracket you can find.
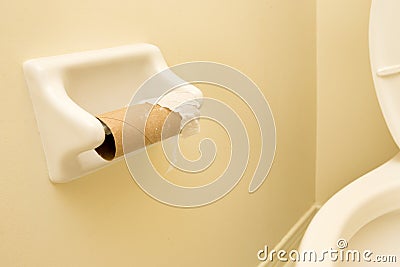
[23,44,186,183]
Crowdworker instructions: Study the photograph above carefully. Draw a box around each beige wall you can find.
[315,0,398,203]
[0,0,316,266]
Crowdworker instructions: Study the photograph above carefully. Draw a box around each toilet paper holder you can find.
[23,44,188,183]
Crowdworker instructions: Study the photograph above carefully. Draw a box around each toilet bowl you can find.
[296,1,400,266]
[296,154,400,266]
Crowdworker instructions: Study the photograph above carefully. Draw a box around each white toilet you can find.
[296,1,400,266]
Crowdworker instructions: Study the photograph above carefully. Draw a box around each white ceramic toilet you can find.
[296,1,400,266]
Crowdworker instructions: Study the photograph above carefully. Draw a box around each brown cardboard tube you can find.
[95,103,182,161]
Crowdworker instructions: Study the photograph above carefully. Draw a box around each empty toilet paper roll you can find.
[95,103,182,161]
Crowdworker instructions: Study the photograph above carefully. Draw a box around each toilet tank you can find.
[370,0,400,148]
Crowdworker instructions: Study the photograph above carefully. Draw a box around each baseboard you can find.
[257,204,320,267]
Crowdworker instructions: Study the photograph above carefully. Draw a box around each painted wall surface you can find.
[0,0,315,266]
[316,0,398,203]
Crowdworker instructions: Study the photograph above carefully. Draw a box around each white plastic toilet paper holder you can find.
[23,44,181,183]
